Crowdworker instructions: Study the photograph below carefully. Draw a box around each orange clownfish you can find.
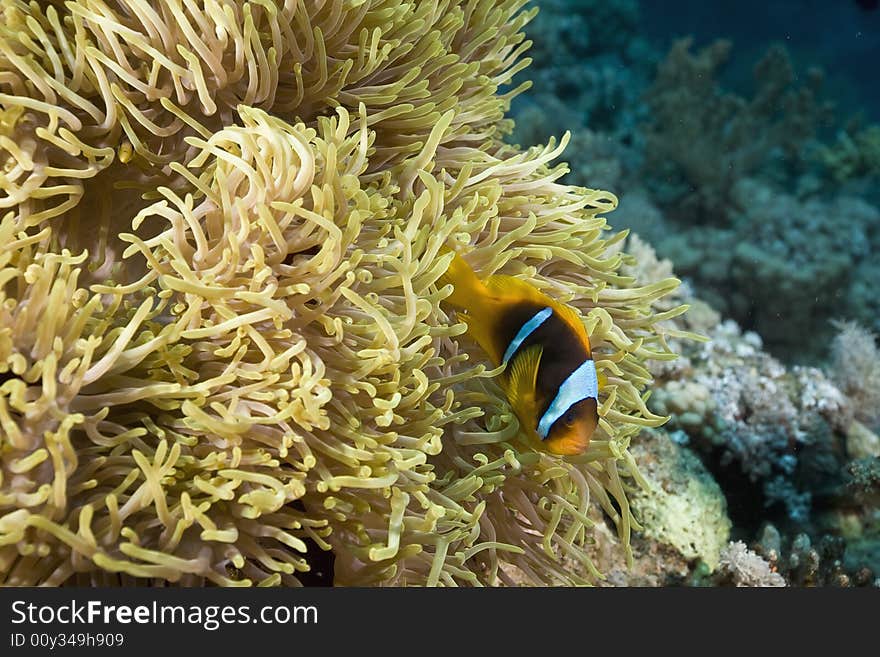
[439,249,601,456]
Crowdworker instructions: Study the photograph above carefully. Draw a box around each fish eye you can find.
[564,411,576,426]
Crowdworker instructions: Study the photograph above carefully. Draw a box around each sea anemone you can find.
[0,0,682,586]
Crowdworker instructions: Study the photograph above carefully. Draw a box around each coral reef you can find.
[821,124,880,183]
[509,10,879,362]
[643,38,830,223]
[639,42,879,359]
[0,1,682,587]
[634,40,875,359]
[624,180,880,361]
[841,458,880,577]
[723,184,877,355]
[500,0,880,588]
[506,0,652,191]
[513,0,649,139]
[713,541,785,587]
[650,313,852,524]
[751,525,876,587]
[640,279,880,586]
[830,321,880,429]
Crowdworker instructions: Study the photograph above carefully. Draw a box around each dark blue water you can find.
[641,0,880,122]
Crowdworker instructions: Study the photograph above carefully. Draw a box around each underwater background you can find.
[2,0,877,588]
[508,0,880,584]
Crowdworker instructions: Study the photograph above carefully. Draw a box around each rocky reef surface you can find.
[505,0,880,586]
[583,240,880,586]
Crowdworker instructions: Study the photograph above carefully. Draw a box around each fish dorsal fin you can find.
[503,344,543,417]
[547,299,590,347]
[484,274,547,305]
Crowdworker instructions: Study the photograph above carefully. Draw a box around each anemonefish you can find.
[439,249,601,455]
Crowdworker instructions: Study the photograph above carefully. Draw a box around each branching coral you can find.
[821,125,880,183]
[643,38,830,222]
[0,0,681,586]
[512,0,648,138]
[751,526,875,587]
[639,174,880,361]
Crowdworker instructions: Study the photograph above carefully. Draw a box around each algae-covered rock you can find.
[630,430,732,571]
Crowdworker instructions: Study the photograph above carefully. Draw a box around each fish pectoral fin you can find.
[503,344,543,413]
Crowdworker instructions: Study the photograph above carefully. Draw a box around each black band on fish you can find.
[502,306,552,366]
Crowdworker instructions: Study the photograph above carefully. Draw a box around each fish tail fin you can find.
[437,247,487,311]
[438,246,506,364]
